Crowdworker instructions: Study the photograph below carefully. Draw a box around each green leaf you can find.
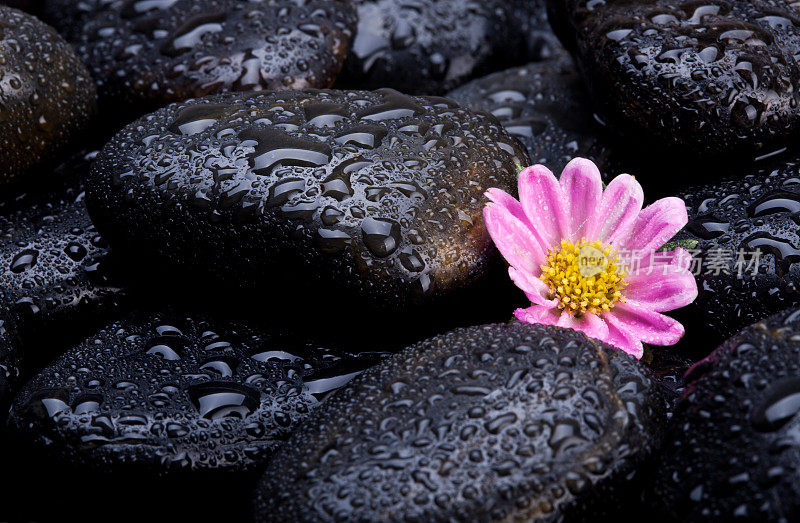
[515,163,524,176]
[658,238,698,252]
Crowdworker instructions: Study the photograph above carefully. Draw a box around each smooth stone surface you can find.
[343,0,551,94]
[41,0,114,40]
[254,323,665,521]
[8,310,386,473]
[1,0,40,12]
[46,0,356,110]
[677,156,800,342]
[548,0,800,158]
[0,315,22,406]
[510,0,563,62]
[0,151,120,322]
[0,150,125,395]
[447,52,621,178]
[651,307,800,521]
[85,89,528,309]
[642,346,696,413]
[0,6,97,183]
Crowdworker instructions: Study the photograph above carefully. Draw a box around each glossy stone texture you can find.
[48,0,356,110]
[0,315,22,406]
[652,307,800,520]
[254,323,665,521]
[0,151,120,323]
[41,0,115,40]
[509,0,563,62]
[448,52,620,178]
[1,0,41,13]
[549,0,800,158]
[8,311,385,473]
[677,156,800,341]
[0,150,124,398]
[85,89,528,309]
[0,6,96,183]
[343,0,550,94]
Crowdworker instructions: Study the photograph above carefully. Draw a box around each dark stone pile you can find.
[3,0,800,520]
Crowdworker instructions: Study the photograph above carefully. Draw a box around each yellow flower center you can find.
[540,239,627,315]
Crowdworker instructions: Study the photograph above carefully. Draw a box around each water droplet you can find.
[168,103,231,135]
[239,127,331,176]
[361,217,401,257]
[10,249,38,273]
[751,378,800,432]
[187,382,259,421]
[64,242,88,262]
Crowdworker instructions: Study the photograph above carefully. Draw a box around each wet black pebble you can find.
[343,0,551,94]
[8,310,386,474]
[447,52,621,178]
[651,307,800,521]
[44,0,356,111]
[0,5,96,184]
[40,0,112,40]
[0,315,22,407]
[85,88,528,310]
[1,0,41,13]
[677,156,800,342]
[509,0,563,62]
[254,322,665,521]
[0,150,124,398]
[548,0,800,159]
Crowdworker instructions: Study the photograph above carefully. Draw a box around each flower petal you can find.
[484,203,547,273]
[620,197,688,254]
[514,305,561,326]
[604,301,685,347]
[625,267,698,312]
[587,173,644,245]
[603,318,644,359]
[556,312,610,341]
[509,267,557,307]
[518,165,570,249]
[559,158,602,241]
[485,188,533,229]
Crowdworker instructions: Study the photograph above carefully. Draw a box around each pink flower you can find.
[483,158,697,359]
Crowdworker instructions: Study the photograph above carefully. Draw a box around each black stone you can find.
[41,0,112,40]
[8,310,386,473]
[254,322,665,521]
[44,0,356,111]
[0,0,41,13]
[642,346,695,412]
[0,314,22,407]
[509,0,563,62]
[0,150,125,396]
[651,307,800,521]
[677,156,800,343]
[342,0,554,94]
[0,6,96,184]
[447,52,622,178]
[548,0,800,159]
[85,89,528,310]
